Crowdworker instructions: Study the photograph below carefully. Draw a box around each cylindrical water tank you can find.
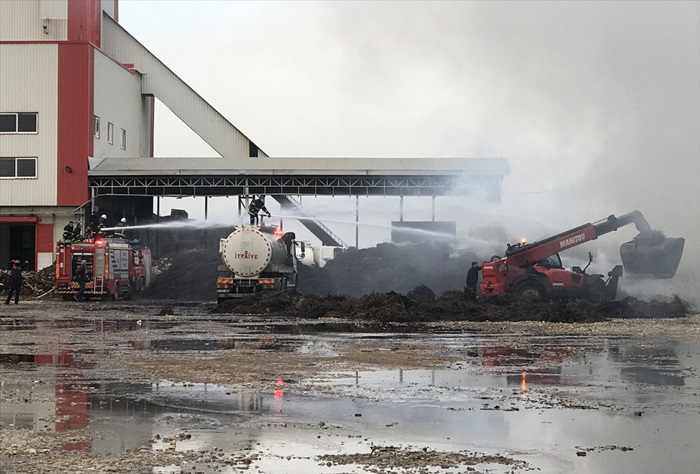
[221,226,289,277]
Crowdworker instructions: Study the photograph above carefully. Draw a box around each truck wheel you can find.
[514,281,544,301]
[587,280,607,303]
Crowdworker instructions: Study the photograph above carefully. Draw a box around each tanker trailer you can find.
[216,225,299,303]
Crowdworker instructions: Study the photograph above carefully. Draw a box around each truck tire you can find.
[514,281,544,301]
[587,279,607,303]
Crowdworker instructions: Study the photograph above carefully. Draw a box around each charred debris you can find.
[3,241,691,322]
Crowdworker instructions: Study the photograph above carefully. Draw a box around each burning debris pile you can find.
[213,288,692,322]
[298,242,480,296]
[143,249,221,300]
[142,241,693,323]
[0,266,55,297]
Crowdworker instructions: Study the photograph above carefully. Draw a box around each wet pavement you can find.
[1,300,699,473]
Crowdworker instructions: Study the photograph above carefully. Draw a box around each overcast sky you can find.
[118,1,699,293]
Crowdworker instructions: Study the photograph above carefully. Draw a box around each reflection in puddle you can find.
[1,335,698,473]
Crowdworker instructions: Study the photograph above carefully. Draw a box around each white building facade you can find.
[0,0,153,269]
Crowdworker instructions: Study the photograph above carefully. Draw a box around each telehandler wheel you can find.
[514,281,544,302]
[587,279,607,303]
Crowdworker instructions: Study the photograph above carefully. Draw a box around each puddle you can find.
[1,330,698,473]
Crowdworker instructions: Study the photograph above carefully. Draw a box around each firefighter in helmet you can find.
[114,217,127,239]
[248,195,271,225]
[97,214,108,235]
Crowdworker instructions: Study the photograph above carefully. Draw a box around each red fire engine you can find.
[55,237,152,300]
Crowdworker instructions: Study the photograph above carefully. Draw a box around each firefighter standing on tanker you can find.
[248,195,271,225]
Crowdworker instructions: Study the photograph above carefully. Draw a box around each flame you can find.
[520,237,527,245]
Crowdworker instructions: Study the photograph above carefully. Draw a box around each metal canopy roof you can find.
[88,156,510,198]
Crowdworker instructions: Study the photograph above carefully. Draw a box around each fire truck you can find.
[55,236,152,300]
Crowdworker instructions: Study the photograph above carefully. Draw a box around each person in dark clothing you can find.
[89,209,101,234]
[4,260,28,304]
[74,259,87,302]
[248,195,271,225]
[72,222,83,241]
[114,217,127,239]
[63,221,75,241]
[466,261,482,293]
[97,214,108,235]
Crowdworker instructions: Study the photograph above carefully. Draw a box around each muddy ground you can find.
[1,297,699,474]
[1,242,699,473]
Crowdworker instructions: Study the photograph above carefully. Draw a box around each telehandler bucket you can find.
[619,232,685,278]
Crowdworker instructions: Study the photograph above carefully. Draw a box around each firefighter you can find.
[114,217,127,239]
[466,261,482,294]
[97,214,108,235]
[74,259,87,302]
[248,195,271,225]
[72,222,83,241]
[63,221,75,241]
[89,208,101,236]
[4,259,28,305]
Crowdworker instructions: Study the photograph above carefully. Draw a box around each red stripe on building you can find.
[67,0,101,47]
[57,43,93,207]
[0,217,38,224]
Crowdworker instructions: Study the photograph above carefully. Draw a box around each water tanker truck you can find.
[480,211,685,302]
[216,225,299,303]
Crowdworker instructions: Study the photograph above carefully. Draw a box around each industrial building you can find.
[1,0,509,270]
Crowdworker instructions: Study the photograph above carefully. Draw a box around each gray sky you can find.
[118,1,699,294]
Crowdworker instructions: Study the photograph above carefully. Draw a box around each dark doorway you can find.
[0,224,35,269]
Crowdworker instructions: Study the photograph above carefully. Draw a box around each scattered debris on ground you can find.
[213,288,692,322]
[0,266,55,297]
[318,445,528,471]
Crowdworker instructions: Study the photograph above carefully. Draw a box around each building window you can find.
[0,157,37,178]
[94,115,100,138]
[120,128,126,150]
[0,113,38,133]
[107,122,114,145]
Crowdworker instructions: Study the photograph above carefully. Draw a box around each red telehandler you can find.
[480,211,685,302]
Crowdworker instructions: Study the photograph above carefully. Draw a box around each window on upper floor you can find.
[0,157,37,178]
[0,113,38,133]
[94,115,100,139]
[107,122,114,145]
[120,128,126,150]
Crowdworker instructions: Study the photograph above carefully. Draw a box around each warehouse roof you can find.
[88,156,510,177]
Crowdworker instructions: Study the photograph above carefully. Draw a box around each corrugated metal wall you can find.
[0,0,68,41]
[0,44,59,206]
[94,50,147,159]
[101,14,267,159]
